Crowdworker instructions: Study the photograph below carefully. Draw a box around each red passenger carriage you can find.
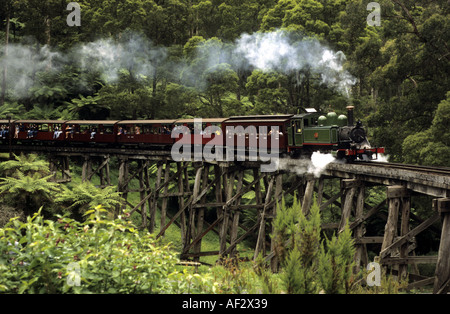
[116,120,176,147]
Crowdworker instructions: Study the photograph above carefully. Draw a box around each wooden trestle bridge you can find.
[2,145,450,294]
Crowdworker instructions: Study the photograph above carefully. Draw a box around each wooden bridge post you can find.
[177,162,187,247]
[270,172,283,272]
[148,161,164,233]
[380,185,411,279]
[302,175,315,216]
[193,164,210,263]
[137,160,149,230]
[354,182,368,269]
[117,157,129,215]
[185,162,204,256]
[433,198,450,294]
[254,176,274,262]
[62,155,71,182]
[81,155,92,183]
[399,188,411,280]
[219,166,234,259]
[339,179,358,233]
[381,186,403,253]
[229,170,244,259]
[316,178,325,208]
[159,160,171,237]
[48,155,71,183]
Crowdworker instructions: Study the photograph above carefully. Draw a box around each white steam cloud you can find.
[1,44,65,99]
[234,31,357,96]
[277,152,337,178]
[75,35,167,83]
[0,30,356,99]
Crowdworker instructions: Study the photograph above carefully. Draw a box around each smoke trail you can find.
[233,30,357,96]
[1,30,355,99]
[277,152,336,178]
[73,34,167,83]
[373,154,389,163]
[0,34,168,99]
[0,43,65,99]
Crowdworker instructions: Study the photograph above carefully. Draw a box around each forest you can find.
[0,0,449,295]
[0,0,449,166]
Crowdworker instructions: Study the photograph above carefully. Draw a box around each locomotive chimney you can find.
[346,105,354,126]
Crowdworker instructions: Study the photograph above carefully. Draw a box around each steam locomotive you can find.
[0,106,384,162]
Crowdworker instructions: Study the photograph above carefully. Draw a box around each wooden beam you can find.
[183,214,223,255]
[193,165,210,261]
[339,179,358,233]
[253,176,275,261]
[382,256,438,265]
[434,199,450,294]
[380,212,440,259]
[156,170,223,240]
[319,190,343,211]
[159,161,171,237]
[230,171,244,258]
[349,199,386,230]
[302,178,315,216]
[381,186,402,253]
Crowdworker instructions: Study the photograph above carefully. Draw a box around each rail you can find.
[323,160,450,198]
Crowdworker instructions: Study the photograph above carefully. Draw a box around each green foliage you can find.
[0,153,50,178]
[0,172,60,212]
[0,102,25,119]
[0,154,59,213]
[279,198,321,294]
[1,0,449,167]
[273,197,357,294]
[318,224,356,294]
[66,93,107,120]
[402,92,450,167]
[54,182,123,218]
[0,206,211,294]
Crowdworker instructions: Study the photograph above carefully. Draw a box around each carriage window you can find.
[144,126,151,134]
[103,126,113,134]
[132,125,141,134]
[79,125,90,134]
[304,119,309,127]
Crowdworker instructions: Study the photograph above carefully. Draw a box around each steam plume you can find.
[0,30,356,99]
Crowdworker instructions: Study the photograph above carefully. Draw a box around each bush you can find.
[273,197,357,294]
[0,206,208,294]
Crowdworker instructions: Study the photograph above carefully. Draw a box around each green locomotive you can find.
[286,106,384,160]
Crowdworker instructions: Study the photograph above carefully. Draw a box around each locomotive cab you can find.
[286,109,340,157]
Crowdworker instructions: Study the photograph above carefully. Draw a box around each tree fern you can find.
[55,182,122,217]
[0,153,50,178]
[0,172,60,212]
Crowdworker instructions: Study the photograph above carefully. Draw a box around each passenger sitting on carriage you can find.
[27,124,38,138]
[53,127,63,139]
[65,125,74,139]
[0,125,7,138]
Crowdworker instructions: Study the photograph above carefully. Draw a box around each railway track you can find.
[323,159,450,198]
[354,161,450,177]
